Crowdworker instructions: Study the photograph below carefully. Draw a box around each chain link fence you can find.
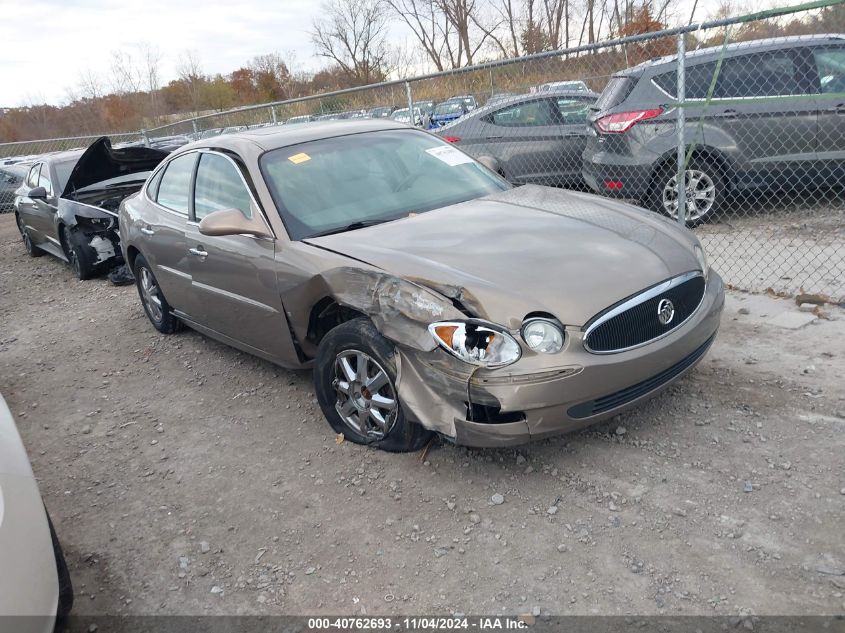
[2,0,843,302]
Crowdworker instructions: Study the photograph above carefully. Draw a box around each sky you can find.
[0,0,740,108]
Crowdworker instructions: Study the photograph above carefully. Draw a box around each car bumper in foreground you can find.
[0,475,59,630]
[397,270,725,447]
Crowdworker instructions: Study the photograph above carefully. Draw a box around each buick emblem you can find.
[657,298,675,325]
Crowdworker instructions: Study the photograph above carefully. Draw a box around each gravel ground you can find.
[1,212,844,618]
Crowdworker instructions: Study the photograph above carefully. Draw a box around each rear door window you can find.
[814,46,845,94]
[557,98,593,125]
[156,153,197,215]
[490,99,557,126]
[715,51,802,97]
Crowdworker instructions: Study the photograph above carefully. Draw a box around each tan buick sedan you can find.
[119,120,724,452]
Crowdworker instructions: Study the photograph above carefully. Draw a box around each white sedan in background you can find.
[0,393,73,630]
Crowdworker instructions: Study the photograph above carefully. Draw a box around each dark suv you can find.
[582,34,845,223]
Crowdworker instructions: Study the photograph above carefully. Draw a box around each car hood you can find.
[304,185,702,328]
[61,136,169,199]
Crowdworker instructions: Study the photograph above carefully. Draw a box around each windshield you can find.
[260,129,508,240]
[435,102,463,115]
[390,109,409,119]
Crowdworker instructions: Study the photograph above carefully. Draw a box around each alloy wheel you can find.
[139,266,164,323]
[332,350,398,439]
[662,168,716,222]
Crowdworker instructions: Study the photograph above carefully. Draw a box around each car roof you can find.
[625,33,845,75]
[178,119,411,153]
[470,89,598,114]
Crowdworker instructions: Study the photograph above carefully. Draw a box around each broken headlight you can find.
[428,321,521,368]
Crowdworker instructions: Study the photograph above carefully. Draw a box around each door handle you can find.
[140,226,155,236]
[484,135,503,140]
[720,109,738,119]
[189,247,208,258]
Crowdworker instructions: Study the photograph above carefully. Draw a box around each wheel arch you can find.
[306,296,369,349]
[648,145,734,195]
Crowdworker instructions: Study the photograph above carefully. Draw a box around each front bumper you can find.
[398,270,724,447]
[0,474,59,625]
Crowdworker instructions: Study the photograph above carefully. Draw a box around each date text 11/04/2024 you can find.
[307,616,531,630]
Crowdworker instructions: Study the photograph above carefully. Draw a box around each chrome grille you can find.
[584,272,706,353]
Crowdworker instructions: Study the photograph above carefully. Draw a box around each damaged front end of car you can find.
[286,262,724,448]
[58,137,168,279]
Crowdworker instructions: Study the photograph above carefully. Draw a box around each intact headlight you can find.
[429,321,521,368]
[694,244,709,275]
[521,318,565,354]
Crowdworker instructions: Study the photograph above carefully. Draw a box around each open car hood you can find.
[61,136,169,198]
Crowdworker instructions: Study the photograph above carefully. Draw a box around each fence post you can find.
[270,106,278,125]
[405,81,414,126]
[192,119,199,136]
[141,130,150,148]
[676,32,686,225]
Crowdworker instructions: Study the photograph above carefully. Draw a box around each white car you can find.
[0,393,73,629]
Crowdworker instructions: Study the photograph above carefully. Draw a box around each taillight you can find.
[442,135,461,143]
[595,108,663,134]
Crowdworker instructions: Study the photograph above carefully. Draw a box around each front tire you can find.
[648,157,724,226]
[314,318,432,452]
[133,254,181,334]
[17,214,44,257]
[62,227,96,280]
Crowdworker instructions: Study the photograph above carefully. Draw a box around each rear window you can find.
[653,52,802,99]
[595,76,634,111]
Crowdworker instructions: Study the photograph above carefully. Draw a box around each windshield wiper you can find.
[307,219,390,238]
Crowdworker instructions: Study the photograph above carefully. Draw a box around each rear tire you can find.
[17,214,44,257]
[133,254,182,334]
[314,318,433,453]
[648,157,725,226]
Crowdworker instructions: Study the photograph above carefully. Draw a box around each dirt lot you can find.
[1,212,844,618]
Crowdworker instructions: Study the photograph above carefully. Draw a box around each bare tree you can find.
[311,0,391,84]
[137,43,162,119]
[77,68,104,101]
[384,0,452,71]
[177,50,205,112]
[110,50,141,95]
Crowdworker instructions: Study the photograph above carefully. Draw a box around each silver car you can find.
[436,90,598,186]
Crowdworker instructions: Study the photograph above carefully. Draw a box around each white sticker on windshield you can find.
[425,145,474,166]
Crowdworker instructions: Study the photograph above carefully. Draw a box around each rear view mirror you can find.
[28,186,47,199]
[198,208,274,239]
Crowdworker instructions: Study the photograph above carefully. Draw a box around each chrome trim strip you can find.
[192,280,279,314]
[583,270,705,355]
[142,148,275,238]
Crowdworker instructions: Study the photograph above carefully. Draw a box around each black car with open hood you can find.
[14,136,168,280]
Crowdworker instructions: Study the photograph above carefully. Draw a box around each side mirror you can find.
[476,156,499,173]
[28,186,47,199]
[198,208,274,239]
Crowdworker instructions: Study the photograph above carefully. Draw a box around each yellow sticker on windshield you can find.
[288,152,311,164]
